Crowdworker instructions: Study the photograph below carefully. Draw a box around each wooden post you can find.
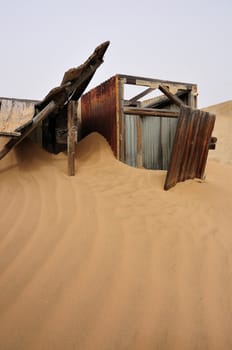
[67,101,76,176]
[136,116,143,168]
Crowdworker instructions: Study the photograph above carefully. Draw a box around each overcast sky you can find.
[0,0,231,107]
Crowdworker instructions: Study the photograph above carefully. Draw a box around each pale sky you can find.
[0,0,231,107]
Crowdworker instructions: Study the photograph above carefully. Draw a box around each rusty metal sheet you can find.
[164,105,216,190]
[81,76,118,156]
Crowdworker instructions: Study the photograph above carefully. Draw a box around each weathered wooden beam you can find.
[67,101,76,176]
[0,101,56,160]
[119,74,197,90]
[0,131,21,138]
[158,85,185,108]
[124,107,179,118]
[128,87,154,104]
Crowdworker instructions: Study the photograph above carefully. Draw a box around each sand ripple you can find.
[0,133,232,349]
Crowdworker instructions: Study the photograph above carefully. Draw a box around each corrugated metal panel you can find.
[159,117,178,169]
[81,76,118,156]
[124,115,178,170]
[125,115,137,166]
[142,117,161,169]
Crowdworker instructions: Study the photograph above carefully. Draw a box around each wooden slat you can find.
[0,131,21,138]
[67,101,76,176]
[186,109,201,179]
[164,107,187,190]
[164,106,216,190]
[124,107,179,118]
[178,106,195,182]
[197,112,216,179]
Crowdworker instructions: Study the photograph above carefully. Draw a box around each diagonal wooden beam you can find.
[158,84,185,108]
[127,87,154,104]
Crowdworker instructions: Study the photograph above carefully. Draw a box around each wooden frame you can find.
[80,74,216,189]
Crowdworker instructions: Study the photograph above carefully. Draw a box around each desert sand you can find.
[0,101,232,350]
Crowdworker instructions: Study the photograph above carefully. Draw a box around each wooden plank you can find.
[159,85,185,108]
[119,74,197,90]
[136,116,143,168]
[0,131,21,137]
[164,107,187,190]
[124,107,179,118]
[177,107,193,181]
[185,109,201,179]
[0,101,56,160]
[197,112,216,179]
[67,101,76,176]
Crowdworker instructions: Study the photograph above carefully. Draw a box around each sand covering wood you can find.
[0,102,232,349]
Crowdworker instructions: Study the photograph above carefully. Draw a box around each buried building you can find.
[79,74,217,189]
[0,45,216,189]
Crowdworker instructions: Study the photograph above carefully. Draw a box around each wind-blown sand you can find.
[0,102,232,349]
[204,100,232,164]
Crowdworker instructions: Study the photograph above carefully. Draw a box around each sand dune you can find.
[0,102,232,349]
[203,100,232,164]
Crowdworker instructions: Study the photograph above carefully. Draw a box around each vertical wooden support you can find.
[67,100,76,176]
[136,116,143,168]
[117,76,125,161]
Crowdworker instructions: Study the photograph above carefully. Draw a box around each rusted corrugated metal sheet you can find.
[164,106,216,190]
[81,76,118,156]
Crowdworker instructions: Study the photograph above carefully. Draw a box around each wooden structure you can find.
[80,75,198,163]
[0,41,110,175]
[80,74,216,189]
[0,49,217,189]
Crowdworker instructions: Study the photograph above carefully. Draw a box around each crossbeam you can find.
[124,107,179,118]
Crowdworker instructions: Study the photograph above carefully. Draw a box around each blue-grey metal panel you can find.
[125,115,137,167]
[124,115,178,170]
[141,117,161,169]
[159,117,178,169]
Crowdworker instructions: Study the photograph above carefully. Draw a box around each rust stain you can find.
[81,76,118,157]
